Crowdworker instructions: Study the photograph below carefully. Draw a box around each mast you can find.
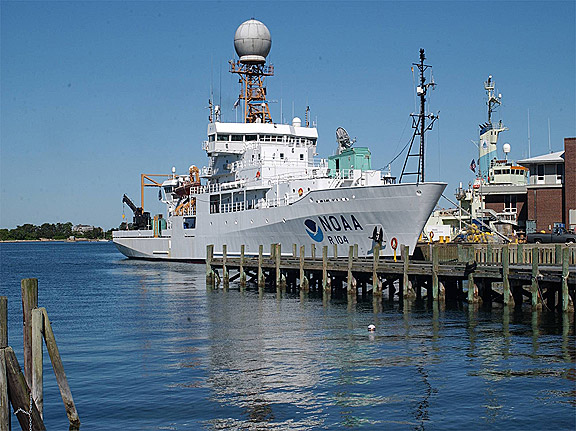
[400,48,437,184]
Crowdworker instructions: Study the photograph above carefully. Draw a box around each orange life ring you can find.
[473,183,480,189]
[390,237,398,250]
[256,171,261,179]
[298,188,303,196]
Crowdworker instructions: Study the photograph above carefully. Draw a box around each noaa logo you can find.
[304,219,324,242]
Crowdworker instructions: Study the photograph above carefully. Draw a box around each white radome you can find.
[234,19,271,64]
[503,143,511,154]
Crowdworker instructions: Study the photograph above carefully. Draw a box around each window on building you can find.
[504,195,517,212]
[556,163,564,184]
[537,165,544,184]
[300,154,304,160]
[280,153,284,159]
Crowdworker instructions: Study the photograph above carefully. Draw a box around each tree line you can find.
[0,222,112,241]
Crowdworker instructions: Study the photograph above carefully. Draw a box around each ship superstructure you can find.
[113,20,446,260]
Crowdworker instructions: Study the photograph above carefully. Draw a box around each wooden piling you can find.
[311,244,316,259]
[21,278,38,388]
[432,245,439,301]
[555,244,562,264]
[562,247,574,312]
[333,244,338,258]
[373,244,381,295]
[531,247,541,310]
[517,243,524,264]
[239,244,246,287]
[299,246,309,291]
[322,246,329,291]
[401,245,415,299]
[258,245,265,288]
[1,296,9,431]
[222,245,229,287]
[354,244,358,259]
[275,243,282,288]
[4,347,45,430]
[502,244,514,307]
[206,244,214,286]
[31,308,43,417]
[41,308,80,427]
[347,246,354,295]
[292,244,297,258]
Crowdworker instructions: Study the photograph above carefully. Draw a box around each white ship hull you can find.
[113,182,445,261]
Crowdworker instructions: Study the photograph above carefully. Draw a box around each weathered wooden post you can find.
[517,243,524,264]
[401,245,415,299]
[373,244,382,295]
[311,244,316,259]
[206,244,214,286]
[299,245,309,291]
[432,245,439,301]
[1,296,9,431]
[531,247,541,310]
[258,245,265,289]
[292,243,297,258]
[457,244,466,262]
[322,246,329,291]
[333,244,338,258]
[21,278,38,388]
[222,244,229,288]
[32,308,44,417]
[275,243,282,288]
[41,309,80,427]
[562,247,574,312]
[347,245,355,295]
[354,244,358,259]
[4,347,45,430]
[555,244,562,264]
[239,244,247,287]
[502,244,514,307]
[486,244,493,263]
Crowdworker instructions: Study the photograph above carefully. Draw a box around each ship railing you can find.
[219,201,245,213]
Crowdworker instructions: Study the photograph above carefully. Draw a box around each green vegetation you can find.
[0,222,114,241]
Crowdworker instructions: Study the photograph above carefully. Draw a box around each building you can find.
[518,137,576,232]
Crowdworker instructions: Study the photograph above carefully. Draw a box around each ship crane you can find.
[122,194,151,230]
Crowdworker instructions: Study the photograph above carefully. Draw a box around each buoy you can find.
[368,324,376,332]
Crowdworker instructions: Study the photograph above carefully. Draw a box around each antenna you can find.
[527,109,531,158]
[400,48,438,185]
[548,118,551,153]
[336,127,356,154]
[485,75,502,125]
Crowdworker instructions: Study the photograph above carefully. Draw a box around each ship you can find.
[113,20,446,261]
[425,75,528,242]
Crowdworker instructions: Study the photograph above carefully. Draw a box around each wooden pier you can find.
[206,243,576,312]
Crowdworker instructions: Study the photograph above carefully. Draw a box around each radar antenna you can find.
[484,75,502,126]
[400,48,438,185]
[336,127,356,154]
[230,19,274,123]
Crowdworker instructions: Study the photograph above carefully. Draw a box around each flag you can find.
[470,159,476,173]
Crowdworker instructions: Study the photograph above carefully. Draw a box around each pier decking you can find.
[206,243,576,312]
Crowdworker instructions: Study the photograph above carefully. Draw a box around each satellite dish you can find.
[336,127,356,155]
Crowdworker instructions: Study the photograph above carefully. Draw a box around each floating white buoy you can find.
[368,324,376,332]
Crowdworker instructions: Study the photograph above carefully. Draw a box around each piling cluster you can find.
[1,279,80,431]
[206,243,576,312]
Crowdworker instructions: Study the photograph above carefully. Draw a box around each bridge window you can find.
[208,134,215,142]
[231,135,243,142]
[246,135,257,141]
[183,217,196,229]
[217,134,229,141]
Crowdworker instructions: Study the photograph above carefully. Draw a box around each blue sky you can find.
[1,1,574,229]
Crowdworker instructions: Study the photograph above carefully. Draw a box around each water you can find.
[1,242,574,430]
